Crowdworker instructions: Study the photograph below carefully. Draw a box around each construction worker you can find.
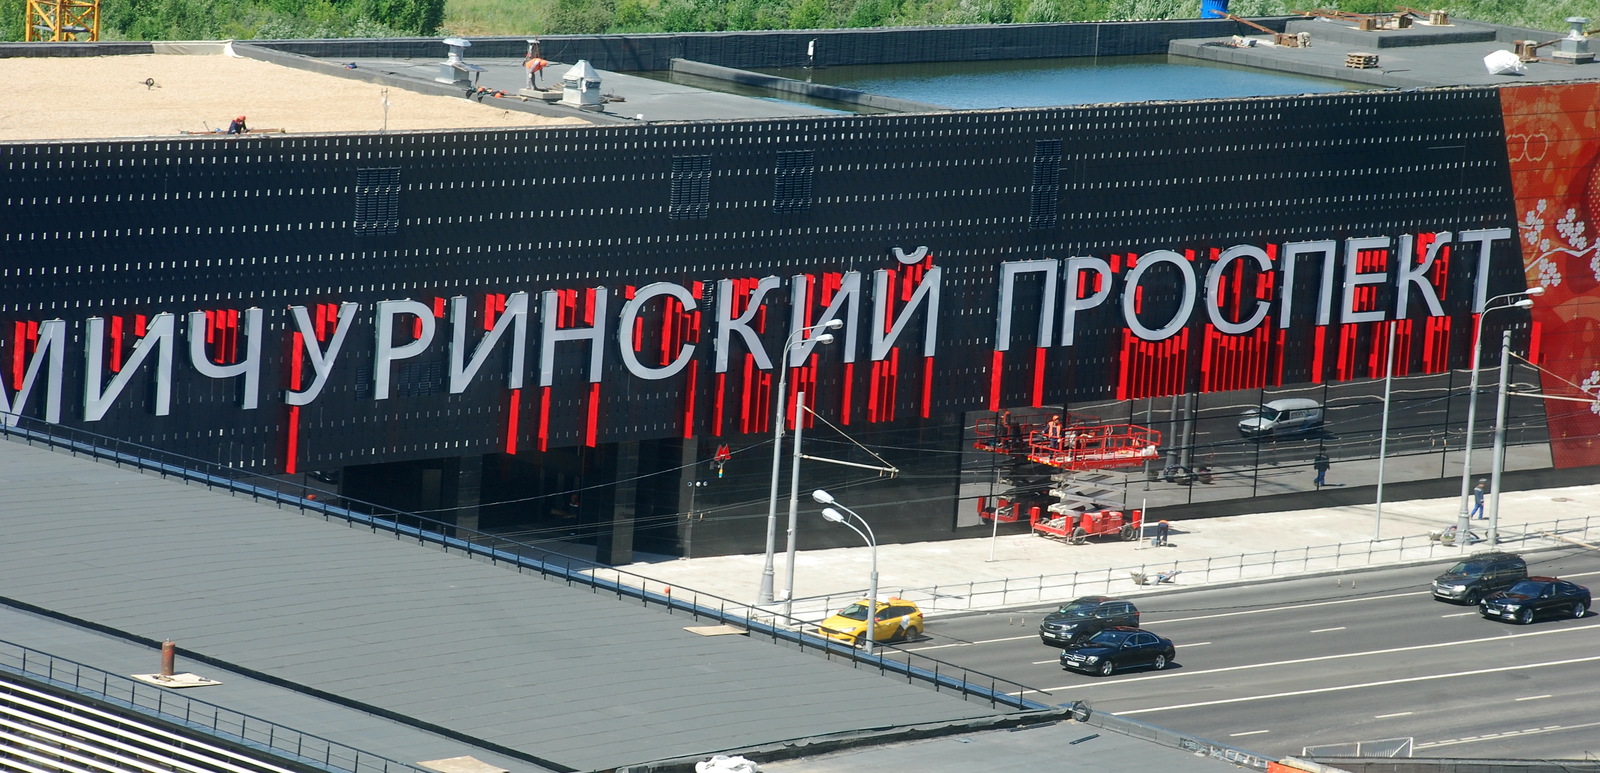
[524,56,549,89]
[226,116,248,135]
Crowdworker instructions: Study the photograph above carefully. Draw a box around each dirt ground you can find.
[0,53,586,142]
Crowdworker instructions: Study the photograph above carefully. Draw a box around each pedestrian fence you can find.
[777,517,1600,624]
[0,416,1052,714]
[1302,737,1414,758]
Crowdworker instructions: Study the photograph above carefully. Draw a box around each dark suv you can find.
[1431,551,1527,604]
[1039,596,1140,647]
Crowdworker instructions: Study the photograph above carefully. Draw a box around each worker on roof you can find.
[524,56,549,89]
[226,115,248,135]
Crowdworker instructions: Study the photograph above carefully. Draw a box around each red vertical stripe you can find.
[988,350,1004,411]
[1032,347,1046,407]
[285,405,300,474]
[922,356,934,419]
[506,388,521,455]
[585,382,600,447]
[109,316,124,373]
[713,372,727,437]
[682,362,698,439]
[1528,321,1542,364]
[537,386,551,452]
[840,362,854,425]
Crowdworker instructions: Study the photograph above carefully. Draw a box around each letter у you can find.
[286,302,359,407]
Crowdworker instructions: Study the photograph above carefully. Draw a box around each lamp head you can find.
[821,507,846,523]
[823,318,843,330]
[1513,298,1534,309]
[811,488,835,504]
[814,333,835,345]
[1523,286,1546,297]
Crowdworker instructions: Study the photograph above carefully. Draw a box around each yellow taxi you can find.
[818,596,924,645]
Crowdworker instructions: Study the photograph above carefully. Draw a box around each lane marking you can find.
[908,633,1034,651]
[1031,658,1059,665]
[1440,612,1477,618]
[1029,620,1600,693]
[1515,694,1551,701]
[1114,654,1600,715]
[1417,719,1600,750]
[1229,730,1270,737]
[1185,641,1212,647]
[1147,590,1422,625]
[1309,626,1346,633]
[1374,711,1413,718]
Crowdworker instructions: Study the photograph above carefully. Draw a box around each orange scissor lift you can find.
[974,413,1162,544]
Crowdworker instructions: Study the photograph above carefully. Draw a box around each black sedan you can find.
[1480,577,1591,624]
[1059,627,1175,676]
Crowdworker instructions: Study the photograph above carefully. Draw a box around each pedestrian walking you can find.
[1313,453,1330,487]
[1470,479,1487,519]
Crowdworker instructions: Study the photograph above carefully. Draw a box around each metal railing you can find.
[0,639,430,773]
[789,516,1599,620]
[0,415,1050,711]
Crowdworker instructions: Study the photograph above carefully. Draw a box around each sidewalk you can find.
[612,482,1600,623]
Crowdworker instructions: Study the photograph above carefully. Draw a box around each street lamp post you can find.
[1454,288,1540,542]
[812,488,877,654]
[759,320,842,605]
[1488,330,1512,546]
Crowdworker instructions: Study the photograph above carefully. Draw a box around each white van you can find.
[1238,398,1324,439]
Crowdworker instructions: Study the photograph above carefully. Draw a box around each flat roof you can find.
[5,16,1600,143]
[0,435,1009,771]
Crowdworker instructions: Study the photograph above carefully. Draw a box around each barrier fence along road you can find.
[778,517,1600,623]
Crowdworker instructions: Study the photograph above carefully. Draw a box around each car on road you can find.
[1431,551,1527,604]
[1038,596,1140,647]
[1059,627,1175,676]
[1237,397,1323,439]
[1479,577,1591,624]
[818,597,923,645]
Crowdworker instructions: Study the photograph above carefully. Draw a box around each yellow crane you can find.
[25,0,99,41]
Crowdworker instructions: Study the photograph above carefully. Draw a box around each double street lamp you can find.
[758,319,843,605]
[812,488,878,653]
[1454,288,1541,542]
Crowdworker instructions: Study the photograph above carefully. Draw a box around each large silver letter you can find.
[286,302,359,407]
[1061,256,1113,347]
[995,259,1058,352]
[618,283,696,381]
[84,313,174,421]
[789,272,861,364]
[540,288,609,386]
[1341,236,1391,325]
[714,277,780,373]
[0,319,65,424]
[871,266,942,360]
[1205,245,1272,335]
[1396,232,1449,319]
[1459,228,1514,312]
[1122,250,1196,341]
[1279,240,1338,328]
[374,300,437,400]
[450,292,528,393]
[186,309,262,410]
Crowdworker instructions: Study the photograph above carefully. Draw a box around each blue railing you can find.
[0,415,1051,711]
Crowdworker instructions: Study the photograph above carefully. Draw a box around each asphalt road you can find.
[901,546,1600,760]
